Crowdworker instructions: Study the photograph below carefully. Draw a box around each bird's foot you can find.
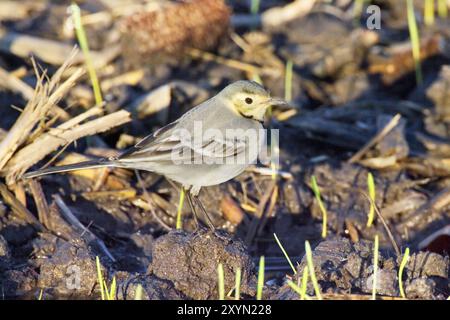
[191,225,231,243]
[210,228,232,243]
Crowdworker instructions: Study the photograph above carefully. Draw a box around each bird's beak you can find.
[268,97,290,108]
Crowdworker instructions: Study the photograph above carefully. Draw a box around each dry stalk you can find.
[0,50,83,171]
[3,107,130,184]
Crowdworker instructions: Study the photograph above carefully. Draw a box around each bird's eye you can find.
[245,97,253,104]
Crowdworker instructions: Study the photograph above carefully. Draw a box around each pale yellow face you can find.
[221,81,275,122]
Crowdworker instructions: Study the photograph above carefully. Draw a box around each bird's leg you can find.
[185,189,200,231]
[193,195,216,232]
[194,195,230,241]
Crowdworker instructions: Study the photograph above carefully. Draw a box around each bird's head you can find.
[220,80,288,122]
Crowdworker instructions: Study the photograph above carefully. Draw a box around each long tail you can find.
[22,159,114,179]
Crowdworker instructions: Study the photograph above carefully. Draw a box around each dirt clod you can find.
[407,252,449,279]
[151,229,255,300]
[405,277,436,300]
[286,238,449,299]
[37,240,104,298]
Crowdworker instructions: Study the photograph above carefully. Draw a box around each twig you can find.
[187,48,277,76]
[0,182,44,231]
[54,194,115,262]
[0,28,120,67]
[246,166,293,180]
[245,179,277,245]
[134,170,171,231]
[360,191,400,256]
[28,179,50,228]
[349,114,401,163]
[232,0,316,28]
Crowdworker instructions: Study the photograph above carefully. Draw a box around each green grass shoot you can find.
[96,256,105,300]
[273,233,297,274]
[134,284,144,300]
[234,268,241,300]
[406,0,423,85]
[71,3,103,105]
[311,176,327,238]
[104,276,116,300]
[287,280,303,296]
[286,266,309,300]
[256,256,265,300]
[176,188,185,230]
[398,247,410,299]
[284,60,293,102]
[438,0,448,18]
[305,241,322,300]
[366,172,376,227]
[424,0,435,26]
[38,288,44,300]
[372,234,379,300]
[300,266,309,300]
[96,256,116,300]
[251,0,261,15]
[218,263,225,300]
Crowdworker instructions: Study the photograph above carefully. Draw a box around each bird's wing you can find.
[118,129,248,164]
[117,120,180,159]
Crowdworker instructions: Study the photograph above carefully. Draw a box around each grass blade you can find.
[251,0,261,15]
[311,176,327,238]
[287,280,302,296]
[273,233,297,274]
[424,0,435,26]
[96,256,105,300]
[70,3,103,105]
[134,284,144,300]
[234,268,241,300]
[108,276,116,300]
[406,0,423,85]
[305,241,322,300]
[218,263,225,300]
[256,256,265,300]
[398,247,410,299]
[176,188,185,230]
[372,234,379,300]
[438,0,448,18]
[38,288,44,300]
[366,172,376,227]
[300,266,309,300]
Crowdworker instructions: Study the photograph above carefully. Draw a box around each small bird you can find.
[23,80,287,230]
